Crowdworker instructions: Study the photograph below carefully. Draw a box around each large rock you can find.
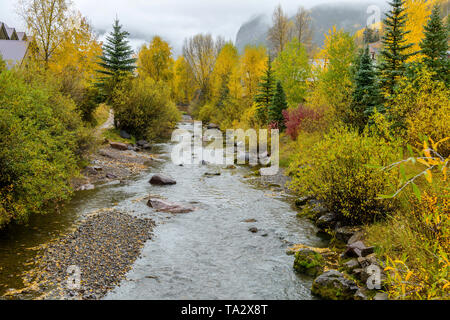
[294,249,325,277]
[137,140,152,150]
[207,123,220,130]
[147,199,194,214]
[316,212,338,230]
[335,226,361,243]
[344,241,375,258]
[295,196,313,208]
[311,270,359,300]
[149,174,176,185]
[120,130,131,139]
[110,142,128,151]
[136,140,149,147]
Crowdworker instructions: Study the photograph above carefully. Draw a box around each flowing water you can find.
[0,120,326,300]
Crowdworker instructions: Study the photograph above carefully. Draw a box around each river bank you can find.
[0,119,340,300]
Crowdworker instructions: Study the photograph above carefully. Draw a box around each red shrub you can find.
[282,105,323,140]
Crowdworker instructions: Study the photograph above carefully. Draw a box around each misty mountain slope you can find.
[235,14,270,52]
[235,1,389,52]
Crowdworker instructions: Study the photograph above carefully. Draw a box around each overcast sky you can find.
[1,0,387,56]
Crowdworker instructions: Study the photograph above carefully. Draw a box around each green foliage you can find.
[316,28,356,121]
[350,47,383,131]
[77,86,101,123]
[378,0,414,98]
[388,66,450,157]
[268,81,288,129]
[96,18,137,100]
[111,77,181,140]
[0,70,91,227]
[0,54,5,73]
[273,40,310,107]
[254,58,275,125]
[288,127,401,225]
[294,249,325,277]
[419,5,449,86]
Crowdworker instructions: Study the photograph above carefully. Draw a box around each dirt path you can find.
[96,108,114,136]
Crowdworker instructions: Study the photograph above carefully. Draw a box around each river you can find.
[0,120,326,300]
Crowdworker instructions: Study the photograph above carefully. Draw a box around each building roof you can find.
[0,40,29,69]
[16,32,27,41]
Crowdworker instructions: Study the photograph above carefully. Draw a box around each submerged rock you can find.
[147,199,194,214]
[149,174,176,185]
[311,270,359,300]
[293,249,325,277]
[248,227,258,233]
[204,172,221,177]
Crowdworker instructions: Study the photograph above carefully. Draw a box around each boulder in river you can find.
[207,123,219,130]
[110,142,128,151]
[147,199,194,214]
[79,184,95,191]
[311,270,359,300]
[248,227,258,233]
[149,174,177,185]
[293,249,325,277]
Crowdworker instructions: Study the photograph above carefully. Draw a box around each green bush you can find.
[288,127,401,225]
[0,70,91,227]
[111,77,181,140]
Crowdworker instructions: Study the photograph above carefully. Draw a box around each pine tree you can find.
[351,47,384,131]
[215,74,231,110]
[420,5,449,85]
[268,81,288,130]
[254,58,275,125]
[378,0,414,98]
[96,18,136,98]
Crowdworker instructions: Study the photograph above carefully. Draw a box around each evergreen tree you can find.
[215,74,231,110]
[378,0,414,98]
[254,58,275,125]
[420,5,449,85]
[96,18,136,98]
[351,47,383,131]
[268,81,288,130]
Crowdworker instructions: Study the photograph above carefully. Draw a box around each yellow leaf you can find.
[424,170,433,184]
[405,271,413,282]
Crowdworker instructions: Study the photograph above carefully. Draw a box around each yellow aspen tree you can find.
[404,0,443,61]
[49,12,102,86]
[211,42,239,101]
[239,46,268,102]
[138,36,174,82]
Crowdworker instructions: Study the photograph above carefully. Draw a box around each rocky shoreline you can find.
[250,167,389,300]
[287,197,389,300]
[18,210,155,300]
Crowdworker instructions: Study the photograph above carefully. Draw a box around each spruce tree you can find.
[215,75,231,110]
[268,81,288,130]
[378,0,414,98]
[97,18,136,98]
[420,5,449,85]
[254,58,275,125]
[351,47,383,131]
